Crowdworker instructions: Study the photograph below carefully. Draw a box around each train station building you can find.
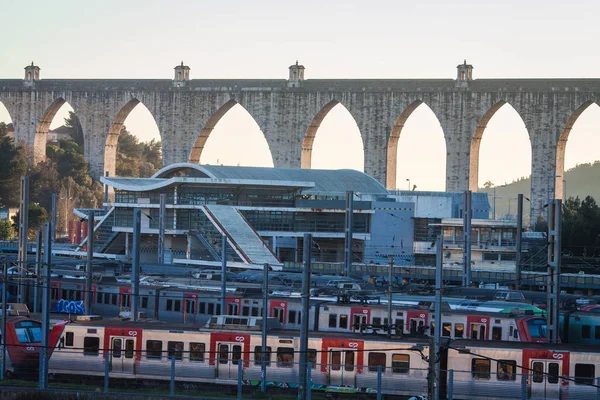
[78,163,499,270]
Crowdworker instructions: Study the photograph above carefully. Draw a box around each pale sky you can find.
[1,0,599,190]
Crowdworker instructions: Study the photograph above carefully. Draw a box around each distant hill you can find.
[478,161,600,225]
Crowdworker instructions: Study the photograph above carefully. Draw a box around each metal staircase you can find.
[202,205,280,266]
[77,207,116,253]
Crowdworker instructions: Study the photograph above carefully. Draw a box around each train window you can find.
[199,302,206,314]
[329,314,337,328]
[125,339,134,359]
[277,347,294,367]
[492,327,502,340]
[289,310,296,324]
[216,304,221,315]
[232,345,242,365]
[96,292,102,303]
[141,296,148,309]
[65,332,74,347]
[392,354,410,374]
[548,363,559,384]
[62,289,67,299]
[251,307,259,316]
[207,303,214,314]
[368,352,386,372]
[344,351,354,371]
[111,294,117,305]
[242,306,249,316]
[395,319,404,333]
[146,340,163,359]
[509,326,514,336]
[331,351,341,370]
[190,343,205,362]
[339,315,348,329]
[454,323,464,338]
[254,346,272,366]
[532,362,544,383]
[218,344,228,364]
[596,326,600,340]
[83,337,100,356]
[307,349,317,369]
[497,360,516,381]
[442,323,452,337]
[14,320,42,343]
[471,359,490,379]
[51,287,59,300]
[298,311,301,324]
[575,364,595,385]
[174,300,181,312]
[112,339,122,358]
[168,341,184,360]
[582,325,591,339]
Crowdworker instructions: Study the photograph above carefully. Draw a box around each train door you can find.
[109,336,136,373]
[529,359,562,399]
[470,323,486,339]
[327,348,356,385]
[407,311,428,335]
[216,341,243,380]
[350,307,370,332]
[225,296,241,316]
[467,316,490,340]
[270,301,288,326]
[183,293,197,324]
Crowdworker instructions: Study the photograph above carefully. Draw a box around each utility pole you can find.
[546,199,561,343]
[17,176,29,304]
[131,209,141,322]
[515,194,523,289]
[85,211,94,314]
[261,263,269,393]
[298,233,311,400]
[343,191,354,277]
[104,171,109,211]
[432,234,443,400]
[158,193,166,264]
[462,190,472,287]
[39,222,52,389]
[387,255,393,337]
[51,193,57,243]
[220,234,227,315]
[34,229,42,313]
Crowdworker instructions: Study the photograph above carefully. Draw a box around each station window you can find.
[329,314,337,328]
[83,337,100,356]
[277,347,294,368]
[368,352,386,372]
[254,346,272,366]
[575,364,595,385]
[189,342,205,362]
[168,341,184,360]
[392,354,410,374]
[471,359,490,379]
[497,360,516,381]
[146,340,163,359]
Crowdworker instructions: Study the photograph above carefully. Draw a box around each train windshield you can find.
[526,318,547,338]
[14,320,42,343]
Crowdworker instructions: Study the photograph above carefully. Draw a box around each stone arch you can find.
[105,99,161,177]
[468,101,508,191]
[35,98,70,162]
[188,99,237,164]
[385,100,424,189]
[301,100,339,169]
[189,100,274,167]
[301,100,364,170]
[555,100,598,199]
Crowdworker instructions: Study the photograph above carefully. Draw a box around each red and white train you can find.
[42,315,600,399]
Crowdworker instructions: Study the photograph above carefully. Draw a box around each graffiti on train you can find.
[52,299,86,314]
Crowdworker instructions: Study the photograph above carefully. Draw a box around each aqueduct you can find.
[1,61,599,223]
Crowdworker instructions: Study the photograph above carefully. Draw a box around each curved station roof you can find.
[101,163,389,196]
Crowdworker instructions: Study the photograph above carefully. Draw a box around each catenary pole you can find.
[298,233,312,400]
[261,263,269,393]
[158,193,166,264]
[131,209,141,322]
[85,211,95,313]
[515,194,523,289]
[220,234,227,315]
[39,222,52,389]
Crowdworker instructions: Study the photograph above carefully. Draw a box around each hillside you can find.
[478,161,600,224]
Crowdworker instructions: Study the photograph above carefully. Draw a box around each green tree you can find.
[0,220,14,240]
[63,111,84,150]
[11,203,49,240]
